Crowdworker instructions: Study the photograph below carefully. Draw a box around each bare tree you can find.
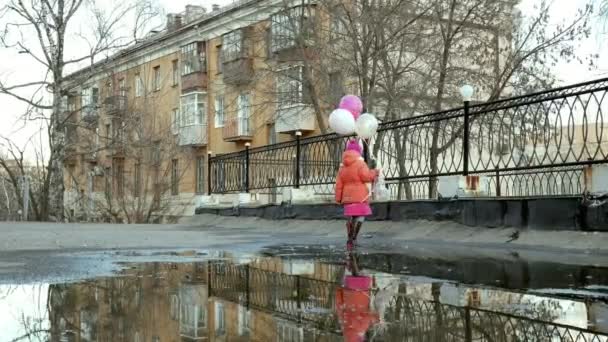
[0,0,163,221]
[0,127,48,221]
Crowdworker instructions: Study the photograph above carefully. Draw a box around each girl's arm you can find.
[335,171,344,203]
[358,162,379,182]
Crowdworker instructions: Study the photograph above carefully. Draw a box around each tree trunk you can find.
[48,84,66,222]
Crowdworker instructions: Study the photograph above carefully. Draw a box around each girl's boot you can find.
[346,220,354,250]
[353,222,363,246]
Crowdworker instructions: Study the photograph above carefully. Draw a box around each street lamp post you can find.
[460,84,474,176]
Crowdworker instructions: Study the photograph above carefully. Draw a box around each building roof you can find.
[64,0,262,85]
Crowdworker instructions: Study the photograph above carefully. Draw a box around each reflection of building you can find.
[47,256,342,342]
[45,256,608,341]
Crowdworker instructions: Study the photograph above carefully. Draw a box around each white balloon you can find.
[329,109,356,135]
[355,113,379,139]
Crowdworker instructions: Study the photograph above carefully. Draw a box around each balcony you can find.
[223,58,254,86]
[178,124,207,146]
[81,106,98,123]
[104,95,127,116]
[275,105,316,133]
[223,117,252,142]
[181,71,208,93]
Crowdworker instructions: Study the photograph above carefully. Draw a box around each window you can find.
[152,337,160,342]
[171,108,180,134]
[152,142,161,165]
[171,159,179,196]
[105,123,111,146]
[221,30,243,62]
[276,66,306,108]
[268,123,277,145]
[329,71,344,105]
[153,66,161,91]
[271,7,315,52]
[214,96,224,128]
[81,87,99,108]
[181,42,205,75]
[113,120,124,143]
[172,60,179,86]
[170,294,179,320]
[277,320,303,342]
[114,159,124,197]
[330,12,346,41]
[238,305,251,336]
[237,93,250,119]
[180,93,206,126]
[196,156,205,194]
[135,74,143,97]
[215,302,225,336]
[119,78,126,96]
[134,163,141,198]
[216,45,223,73]
[237,93,250,135]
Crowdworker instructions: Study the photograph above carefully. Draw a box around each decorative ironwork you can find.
[210,77,608,198]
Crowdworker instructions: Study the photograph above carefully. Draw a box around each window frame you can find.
[179,92,206,127]
[135,74,143,97]
[172,59,179,86]
[276,65,305,109]
[181,42,205,76]
[271,6,315,52]
[153,66,161,91]
[221,30,243,63]
[172,108,180,135]
[214,95,225,128]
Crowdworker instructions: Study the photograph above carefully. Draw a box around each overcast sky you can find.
[0,0,606,155]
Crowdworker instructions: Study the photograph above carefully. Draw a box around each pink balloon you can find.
[339,95,363,119]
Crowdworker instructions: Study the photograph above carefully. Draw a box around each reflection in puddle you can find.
[1,250,608,341]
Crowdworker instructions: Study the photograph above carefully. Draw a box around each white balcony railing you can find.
[178,124,207,146]
[275,105,316,133]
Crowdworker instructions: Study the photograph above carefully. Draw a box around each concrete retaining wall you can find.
[195,197,608,232]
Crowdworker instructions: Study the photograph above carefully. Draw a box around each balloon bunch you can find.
[329,95,379,139]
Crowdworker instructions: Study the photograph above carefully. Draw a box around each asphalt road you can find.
[1,214,607,283]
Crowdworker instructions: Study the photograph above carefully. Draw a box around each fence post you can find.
[207,262,212,297]
[295,131,302,189]
[244,143,251,193]
[245,264,250,309]
[495,168,501,197]
[465,307,472,342]
[296,275,302,322]
[463,100,470,176]
[207,151,213,195]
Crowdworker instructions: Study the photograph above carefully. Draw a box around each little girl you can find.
[335,139,379,248]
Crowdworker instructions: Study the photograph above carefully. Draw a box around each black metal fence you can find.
[207,262,608,341]
[210,77,608,199]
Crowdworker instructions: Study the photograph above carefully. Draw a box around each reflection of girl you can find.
[335,251,379,341]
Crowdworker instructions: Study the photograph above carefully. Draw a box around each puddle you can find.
[1,249,608,341]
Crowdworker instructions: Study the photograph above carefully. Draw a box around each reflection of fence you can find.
[208,262,608,341]
[382,296,608,342]
[210,77,608,199]
[209,262,338,328]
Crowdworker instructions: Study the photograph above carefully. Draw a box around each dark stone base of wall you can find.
[195,197,608,232]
